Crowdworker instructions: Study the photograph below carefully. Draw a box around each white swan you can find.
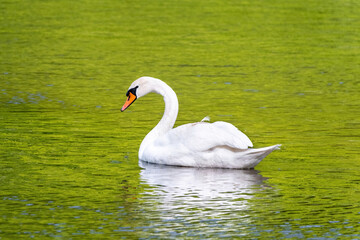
[121,76,280,169]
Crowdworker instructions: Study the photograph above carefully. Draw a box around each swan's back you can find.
[163,121,253,152]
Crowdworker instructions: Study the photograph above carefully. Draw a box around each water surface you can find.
[1,0,360,238]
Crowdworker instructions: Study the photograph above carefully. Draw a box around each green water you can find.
[1,0,359,238]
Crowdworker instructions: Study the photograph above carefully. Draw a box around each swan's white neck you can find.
[139,79,178,159]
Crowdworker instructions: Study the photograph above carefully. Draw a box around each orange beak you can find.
[121,92,137,112]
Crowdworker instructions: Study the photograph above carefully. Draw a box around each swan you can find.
[121,76,280,169]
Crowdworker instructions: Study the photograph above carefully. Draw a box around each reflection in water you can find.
[139,161,268,222]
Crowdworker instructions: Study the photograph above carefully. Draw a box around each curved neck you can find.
[139,80,178,158]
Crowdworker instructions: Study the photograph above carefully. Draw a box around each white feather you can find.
[201,116,210,122]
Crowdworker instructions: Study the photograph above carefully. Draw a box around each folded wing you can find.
[155,121,253,152]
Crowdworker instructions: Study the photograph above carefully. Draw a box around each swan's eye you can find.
[126,86,139,97]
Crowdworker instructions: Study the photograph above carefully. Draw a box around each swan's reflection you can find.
[139,161,268,216]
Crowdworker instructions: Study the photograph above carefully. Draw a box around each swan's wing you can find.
[212,121,253,148]
[157,121,253,152]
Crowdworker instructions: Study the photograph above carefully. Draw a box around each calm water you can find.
[1,0,360,238]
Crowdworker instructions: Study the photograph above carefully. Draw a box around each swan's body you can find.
[121,76,280,169]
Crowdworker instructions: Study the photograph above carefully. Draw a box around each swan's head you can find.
[121,77,158,112]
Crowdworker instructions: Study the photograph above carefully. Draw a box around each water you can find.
[1,0,360,238]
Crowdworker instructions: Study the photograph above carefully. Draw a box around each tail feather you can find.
[236,144,281,169]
